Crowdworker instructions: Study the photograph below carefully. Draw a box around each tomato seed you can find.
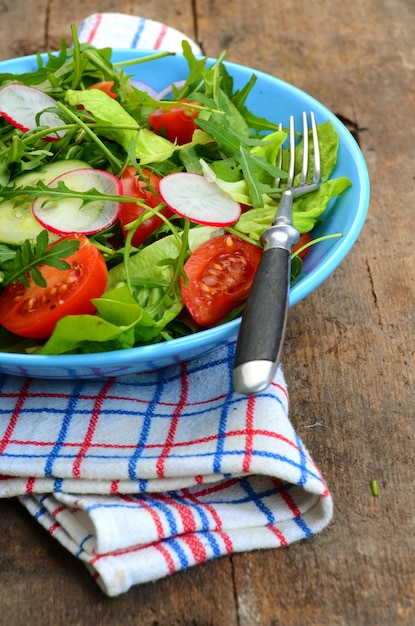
[200,282,214,293]
[66,273,78,284]
[201,275,218,286]
[27,297,38,312]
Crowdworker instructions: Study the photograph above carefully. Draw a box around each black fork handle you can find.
[233,245,291,395]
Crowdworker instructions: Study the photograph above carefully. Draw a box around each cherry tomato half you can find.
[181,234,263,327]
[292,231,312,259]
[149,100,200,144]
[0,234,108,339]
[119,167,172,247]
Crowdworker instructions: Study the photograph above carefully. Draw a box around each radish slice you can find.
[156,80,186,100]
[0,83,66,140]
[32,168,122,235]
[130,80,158,98]
[159,172,241,226]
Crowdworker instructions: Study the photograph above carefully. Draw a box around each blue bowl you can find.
[0,49,370,379]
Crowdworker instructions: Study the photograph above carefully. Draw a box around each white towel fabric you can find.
[77,12,202,54]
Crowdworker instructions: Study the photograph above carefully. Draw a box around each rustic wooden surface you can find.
[1,0,414,624]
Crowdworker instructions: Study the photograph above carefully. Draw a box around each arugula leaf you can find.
[235,102,284,134]
[0,230,79,287]
[0,175,146,215]
[237,144,276,206]
[1,135,53,172]
[196,116,241,153]
[179,145,204,173]
[172,41,209,100]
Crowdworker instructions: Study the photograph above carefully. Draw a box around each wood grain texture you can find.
[1,0,415,624]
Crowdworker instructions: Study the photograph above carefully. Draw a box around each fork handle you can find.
[233,246,291,395]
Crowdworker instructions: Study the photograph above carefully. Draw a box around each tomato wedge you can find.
[149,99,200,144]
[181,234,262,327]
[0,234,108,339]
[119,167,172,247]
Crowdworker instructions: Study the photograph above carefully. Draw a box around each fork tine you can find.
[289,111,321,198]
[300,111,309,185]
[310,111,321,184]
[275,122,284,188]
[287,115,296,187]
[277,122,283,170]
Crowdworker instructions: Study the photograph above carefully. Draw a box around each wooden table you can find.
[1,1,414,624]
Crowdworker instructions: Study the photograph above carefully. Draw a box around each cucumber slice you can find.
[0,160,92,245]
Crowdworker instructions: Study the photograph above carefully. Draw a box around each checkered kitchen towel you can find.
[0,342,332,596]
[0,16,332,597]
[77,12,203,54]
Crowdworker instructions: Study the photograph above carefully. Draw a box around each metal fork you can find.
[233,111,321,395]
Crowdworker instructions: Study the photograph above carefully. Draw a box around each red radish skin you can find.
[0,83,66,141]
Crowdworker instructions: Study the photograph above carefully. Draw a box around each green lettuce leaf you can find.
[65,88,139,150]
[292,176,352,232]
[134,128,176,164]
[40,312,137,355]
[39,283,182,355]
[234,176,351,239]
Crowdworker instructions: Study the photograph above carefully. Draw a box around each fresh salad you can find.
[0,28,351,355]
